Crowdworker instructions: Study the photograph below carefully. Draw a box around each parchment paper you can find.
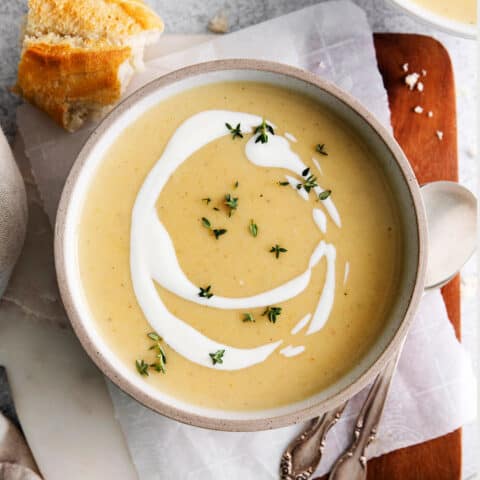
[16,1,476,478]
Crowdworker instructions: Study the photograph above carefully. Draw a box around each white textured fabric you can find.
[15,1,476,479]
[0,129,27,297]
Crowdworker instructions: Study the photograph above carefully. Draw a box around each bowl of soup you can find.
[55,59,427,431]
[389,0,476,38]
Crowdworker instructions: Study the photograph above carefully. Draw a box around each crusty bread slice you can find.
[15,0,163,131]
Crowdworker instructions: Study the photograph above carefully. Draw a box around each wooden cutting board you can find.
[324,33,461,480]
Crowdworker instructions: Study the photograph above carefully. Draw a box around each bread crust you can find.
[16,43,131,130]
[15,0,163,131]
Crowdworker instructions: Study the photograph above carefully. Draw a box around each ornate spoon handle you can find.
[280,402,347,480]
[328,347,403,480]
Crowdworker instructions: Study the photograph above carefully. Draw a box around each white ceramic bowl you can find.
[55,60,427,431]
[389,0,477,39]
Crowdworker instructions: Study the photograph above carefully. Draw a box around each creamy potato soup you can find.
[78,82,403,411]
[411,0,476,25]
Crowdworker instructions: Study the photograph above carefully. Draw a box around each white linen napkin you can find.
[15,1,476,478]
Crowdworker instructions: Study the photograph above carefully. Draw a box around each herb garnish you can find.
[297,173,318,193]
[135,359,149,376]
[224,193,238,216]
[278,181,290,186]
[213,228,227,239]
[318,189,332,201]
[225,122,243,139]
[234,180,239,188]
[147,332,161,342]
[199,285,214,298]
[249,219,258,237]
[262,306,282,323]
[302,167,310,177]
[209,349,225,365]
[151,345,167,373]
[202,217,211,229]
[202,197,211,204]
[243,313,255,322]
[136,332,168,376]
[254,119,275,144]
[315,144,328,156]
[270,244,287,258]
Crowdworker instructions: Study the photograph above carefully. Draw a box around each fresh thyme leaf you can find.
[270,244,287,259]
[202,197,211,204]
[151,344,167,374]
[213,228,227,239]
[298,174,318,193]
[157,345,167,364]
[234,180,239,188]
[209,349,225,365]
[243,312,255,322]
[315,144,328,156]
[213,207,220,211]
[262,306,282,324]
[224,193,239,216]
[302,167,310,177]
[199,285,214,298]
[278,181,290,186]
[249,219,258,237]
[254,119,275,144]
[202,217,211,229]
[318,189,332,201]
[147,332,161,342]
[135,359,149,376]
[225,122,243,139]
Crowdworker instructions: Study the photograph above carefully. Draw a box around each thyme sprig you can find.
[209,349,225,365]
[315,143,328,156]
[262,306,282,324]
[254,119,275,144]
[243,312,255,322]
[224,193,239,216]
[135,359,149,376]
[136,332,168,376]
[297,168,318,193]
[199,285,214,298]
[226,122,243,139]
[270,244,287,258]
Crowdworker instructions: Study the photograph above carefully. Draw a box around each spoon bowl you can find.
[422,181,477,290]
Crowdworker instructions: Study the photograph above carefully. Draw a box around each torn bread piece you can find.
[15,0,163,131]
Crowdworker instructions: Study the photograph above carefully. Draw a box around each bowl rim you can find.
[387,0,477,39]
[54,58,428,431]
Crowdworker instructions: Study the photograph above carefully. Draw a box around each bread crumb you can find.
[436,130,444,140]
[417,82,424,92]
[413,106,424,114]
[428,111,433,118]
[405,72,420,90]
[402,63,409,72]
[208,11,229,33]
[422,69,427,76]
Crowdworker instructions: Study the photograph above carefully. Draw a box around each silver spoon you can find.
[281,181,477,480]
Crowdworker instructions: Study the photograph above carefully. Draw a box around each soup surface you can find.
[411,0,476,25]
[78,81,403,411]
